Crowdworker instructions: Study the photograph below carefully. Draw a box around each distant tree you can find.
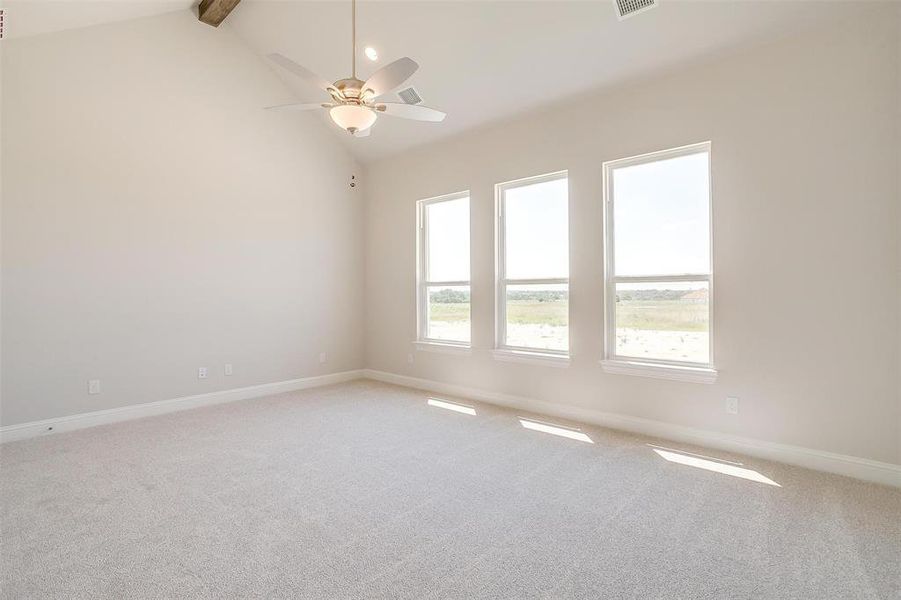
[506,290,567,303]
[616,288,705,302]
[430,288,470,303]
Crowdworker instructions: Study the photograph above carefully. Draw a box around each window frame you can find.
[415,190,472,348]
[602,142,716,376]
[495,170,570,358]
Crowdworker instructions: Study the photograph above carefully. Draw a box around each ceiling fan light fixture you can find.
[329,104,377,133]
[265,0,445,138]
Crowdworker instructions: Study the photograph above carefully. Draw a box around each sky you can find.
[613,152,710,276]
[425,150,710,284]
[504,177,569,279]
[426,197,470,282]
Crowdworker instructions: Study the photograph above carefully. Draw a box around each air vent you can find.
[397,86,423,105]
[613,0,657,20]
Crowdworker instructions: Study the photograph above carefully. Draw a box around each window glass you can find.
[504,284,568,352]
[427,197,470,282]
[504,178,568,280]
[498,173,569,354]
[614,281,709,363]
[427,285,471,343]
[613,152,709,277]
[606,145,712,366]
[419,194,471,344]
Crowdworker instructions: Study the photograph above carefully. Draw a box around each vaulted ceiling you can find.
[7,1,865,163]
[5,0,194,38]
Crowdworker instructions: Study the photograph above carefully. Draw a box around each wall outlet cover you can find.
[726,397,740,415]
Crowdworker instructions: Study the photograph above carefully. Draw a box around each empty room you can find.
[1,0,900,597]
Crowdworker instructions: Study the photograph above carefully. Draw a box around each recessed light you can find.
[364,46,378,61]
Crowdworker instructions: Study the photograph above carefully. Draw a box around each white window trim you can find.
[413,340,472,355]
[495,170,570,359]
[491,348,570,368]
[599,359,717,384]
[416,191,472,347]
[602,142,716,382]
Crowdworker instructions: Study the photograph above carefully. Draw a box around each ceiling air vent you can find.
[613,0,657,20]
[397,86,423,105]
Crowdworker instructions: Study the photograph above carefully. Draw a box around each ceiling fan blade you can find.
[267,53,333,93]
[362,57,418,99]
[376,103,446,122]
[265,102,333,111]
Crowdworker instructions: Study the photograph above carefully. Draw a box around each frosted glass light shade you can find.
[329,105,377,133]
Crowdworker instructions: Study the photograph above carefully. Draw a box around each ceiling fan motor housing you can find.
[333,78,369,103]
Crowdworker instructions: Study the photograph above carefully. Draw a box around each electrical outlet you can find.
[319,352,327,364]
[224,363,233,376]
[407,353,414,364]
[198,367,208,379]
[88,379,101,395]
[726,397,739,415]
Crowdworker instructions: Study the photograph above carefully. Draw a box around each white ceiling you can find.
[5,1,865,163]
[3,0,194,38]
[229,0,862,163]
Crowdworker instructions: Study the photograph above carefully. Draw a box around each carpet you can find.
[2,380,899,598]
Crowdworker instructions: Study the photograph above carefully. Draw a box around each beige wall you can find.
[2,6,899,468]
[1,11,364,426]
[364,10,901,465]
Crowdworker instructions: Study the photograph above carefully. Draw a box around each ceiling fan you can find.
[265,0,446,138]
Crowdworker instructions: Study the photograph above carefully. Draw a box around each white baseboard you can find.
[0,370,365,444]
[5,368,898,488]
[362,369,901,489]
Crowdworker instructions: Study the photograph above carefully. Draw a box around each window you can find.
[603,143,714,379]
[496,172,569,357]
[416,192,471,346]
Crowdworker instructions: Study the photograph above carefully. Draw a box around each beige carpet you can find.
[1,380,899,599]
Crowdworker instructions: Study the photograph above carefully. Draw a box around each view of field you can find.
[426,287,709,362]
[614,285,709,362]
[428,293,569,350]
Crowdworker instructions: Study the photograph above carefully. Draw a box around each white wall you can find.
[2,5,899,470]
[897,3,901,466]
[1,10,364,426]
[364,10,901,465]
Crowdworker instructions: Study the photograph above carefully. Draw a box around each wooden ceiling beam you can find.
[198,0,242,27]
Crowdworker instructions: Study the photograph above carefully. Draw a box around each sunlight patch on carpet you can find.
[519,418,593,443]
[428,398,477,415]
[652,447,780,486]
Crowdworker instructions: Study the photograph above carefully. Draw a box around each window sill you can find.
[413,341,472,355]
[491,349,570,368]
[599,359,717,384]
